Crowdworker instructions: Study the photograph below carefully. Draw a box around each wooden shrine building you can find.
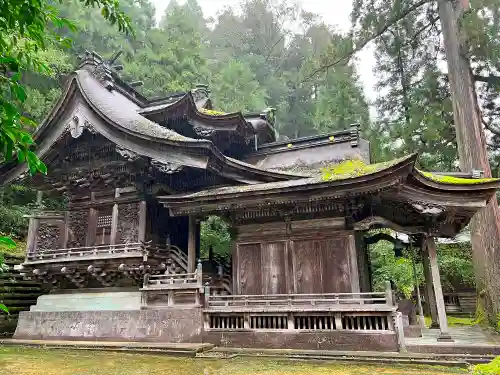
[2,52,499,352]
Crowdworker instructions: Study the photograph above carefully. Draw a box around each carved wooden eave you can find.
[139,91,276,145]
[158,154,500,237]
[158,154,418,214]
[0,68,301,187]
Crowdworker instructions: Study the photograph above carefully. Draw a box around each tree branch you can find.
[301,0,432,82]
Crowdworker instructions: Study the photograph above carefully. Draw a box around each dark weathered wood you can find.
[261,241,287,295]
[425,236,452,341]
[237,243,262,295]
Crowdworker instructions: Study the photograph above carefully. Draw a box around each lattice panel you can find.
[209,315,244,329]
[295,315,336,330]
[250,315,287,329]
[97,214,112,228]
[342,315,389,331]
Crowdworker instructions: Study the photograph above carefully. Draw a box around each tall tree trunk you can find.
[438,0,500,321]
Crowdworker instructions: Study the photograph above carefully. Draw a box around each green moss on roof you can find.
[418,170,500,185]
[199,108,227,116]
[321,156,409,181]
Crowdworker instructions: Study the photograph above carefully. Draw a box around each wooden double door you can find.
[234,236,357,295]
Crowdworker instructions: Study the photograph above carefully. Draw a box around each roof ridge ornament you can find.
[261,107,276,125]
[90,50,123,91]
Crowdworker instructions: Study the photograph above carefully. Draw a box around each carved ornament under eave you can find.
[65,109,98,138]
[193,126,216,137]
[116,145,140,161]
[151,159,184,174]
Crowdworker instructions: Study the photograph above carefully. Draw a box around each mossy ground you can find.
[0,347,465,375]
[0,239,26,257]
[424,315,477,327]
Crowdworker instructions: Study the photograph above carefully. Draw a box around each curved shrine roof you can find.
[0,66,301,185]
[158,154,500,237]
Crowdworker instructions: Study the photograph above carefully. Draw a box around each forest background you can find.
[2,0,497,298]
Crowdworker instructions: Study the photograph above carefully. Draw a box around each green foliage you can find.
[0,0,132,176]
[199,216,233,259]
[369,231,422,298]
[471,356,500,375]
[368,229,475,298]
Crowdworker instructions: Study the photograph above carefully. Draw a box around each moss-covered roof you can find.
[417,170,500,185]
[321,156,411,181]
[199,108,227,116]
[167,155,415,199]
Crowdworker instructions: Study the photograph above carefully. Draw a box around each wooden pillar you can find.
[422,238,439,328]
[188,215,196,273]
[86,192,98,246]
[27,191,44,254]
[425,236,453,342]
[110,188,120,245]
[411,242,426,329]
[138,200,147,243]
[348,234,361,293]
[355,231,371,293]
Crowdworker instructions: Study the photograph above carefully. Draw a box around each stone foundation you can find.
[203,331,399,352]
[14,308,203,342]
[30,290,142,312]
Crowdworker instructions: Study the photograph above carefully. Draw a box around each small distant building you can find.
[2,52,498,351]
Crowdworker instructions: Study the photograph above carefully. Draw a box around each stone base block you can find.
[30,291,142,312]
[204,331,399,352]
[404,325,423,338]
[14,308,203,342]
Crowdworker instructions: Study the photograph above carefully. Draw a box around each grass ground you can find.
[424,316,476,328]
[0,347,466,375]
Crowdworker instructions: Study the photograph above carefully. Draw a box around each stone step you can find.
[0,339,214,356]
[207,347,497,367]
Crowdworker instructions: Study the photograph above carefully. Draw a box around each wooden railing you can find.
[140,263,204,308]
[206,291,393,310]
[147,244,188,273]
[142,271,203,290]
[26,243,143,262]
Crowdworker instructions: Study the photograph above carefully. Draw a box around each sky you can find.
[150,0,377,102]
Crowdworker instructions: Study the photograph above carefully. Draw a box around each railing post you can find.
[385,281,394,306]
[393,311,407,352]
[143,273,150,288]
[287,313,295,330]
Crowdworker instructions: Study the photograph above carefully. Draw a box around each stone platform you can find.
[14,308,204,342]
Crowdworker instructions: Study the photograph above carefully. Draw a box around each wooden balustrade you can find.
[26,243,143,262]
[140,262,204,308]
[205,291,393,312]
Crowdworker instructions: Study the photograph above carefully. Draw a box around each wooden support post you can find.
[188,215,196,273]
[334,313,343,330]
[287,313,295,330]
[27,191,44,255]
[348,234,361,293]
[411,243,426,329]
[138,200,147,243]
[110,188,120,245]
[425,236,453,342]
[422,238,440,328]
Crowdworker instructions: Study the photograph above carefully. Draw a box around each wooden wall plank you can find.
[261,241,287,295]
[236,243,262,295]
